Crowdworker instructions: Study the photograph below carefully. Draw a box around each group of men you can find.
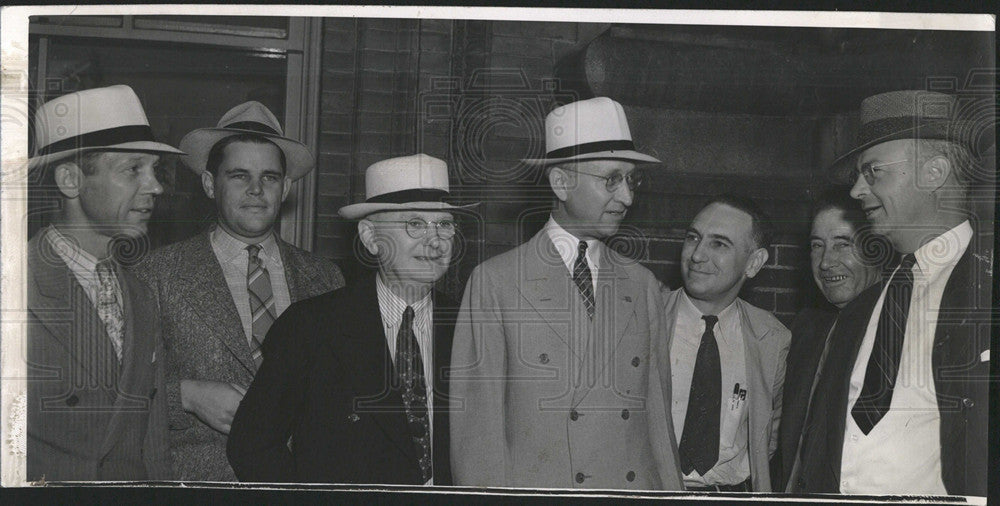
[24,84,990,497]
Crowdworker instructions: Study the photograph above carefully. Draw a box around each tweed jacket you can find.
[227,272,456,484]
[26,229,170,481]
[449,229,684,490]
[661,289,791,492]
[133,228,343,481]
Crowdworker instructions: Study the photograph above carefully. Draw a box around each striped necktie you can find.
[572,240,596,319]
[95,258,124,363]
[247,243,276,368]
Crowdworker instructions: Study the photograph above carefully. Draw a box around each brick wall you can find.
[314,19,826,324]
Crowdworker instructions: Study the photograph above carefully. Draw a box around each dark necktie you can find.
[851,253,917,435]
[396,306,432,482]
[678,314,721,476]
[247,244,276,368]
[95,258,124,363]
[572,240,595,319]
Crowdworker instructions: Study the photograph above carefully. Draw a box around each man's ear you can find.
[280,176,293,202]
[53,161,82,199]
[919,155,951,192]
[358,219,379,256]
[744,247,769,279]
[548,166,570,202]
[201,170,216,199]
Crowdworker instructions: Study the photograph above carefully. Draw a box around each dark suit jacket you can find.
[227,272,456,485]
[133,229,344,481]
[794,230,991,496]
[27,229,170,481]
[772,306,838,491]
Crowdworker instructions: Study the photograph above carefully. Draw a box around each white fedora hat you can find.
[521,97,661,166]
[338,154,479,220]
[179,101,314,181]
[29,84,184,170]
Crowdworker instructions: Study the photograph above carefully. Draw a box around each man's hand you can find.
[180,379,247,434]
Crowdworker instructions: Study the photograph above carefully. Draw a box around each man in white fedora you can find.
[792,90,992,496]
[133,101,344,481]
[26,85,181,480]
[228,153,475,485]
[450,97,684,489]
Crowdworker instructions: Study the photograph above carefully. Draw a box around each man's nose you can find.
[849,172,868,200]
[614,182,634,207]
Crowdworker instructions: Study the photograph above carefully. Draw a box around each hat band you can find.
[38,124,155,156]
[223,121,281,136]
[546,140,636,159]
[858,116,952,145]
[366,188,449,204]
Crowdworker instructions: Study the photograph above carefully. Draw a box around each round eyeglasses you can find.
[853,159,909,186]
[567,167,643,192]
[396,217,458,239]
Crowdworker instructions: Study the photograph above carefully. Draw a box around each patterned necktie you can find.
[572,240,596,319]
[247,244,276,368]
[852,253,917,434]
[95,258,124,363]
[396,306,432,483]
[679,314,721,476]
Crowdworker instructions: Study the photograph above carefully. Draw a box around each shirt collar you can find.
[678,289,738,325]
[544,215,601,270]
[210,225,280,263]
[375,272,433,323]
[46,225,102,274]
[912,220,972,280]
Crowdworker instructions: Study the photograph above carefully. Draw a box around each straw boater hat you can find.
[29,84,184,170]
[521,97,661,166]
[338,154,478,220]
[179,101,315,181]
[828,89,991,184]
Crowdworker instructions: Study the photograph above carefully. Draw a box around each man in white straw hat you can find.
[450,97,684,490]
[25,84,181,480]
[792,90,992,496]
[228,153,475,485]
[133,101,343,481]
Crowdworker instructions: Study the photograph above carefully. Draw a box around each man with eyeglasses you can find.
[450,97,684,489]
[791,90,992,496]
[228,154,477,485]
[134,101,344,480]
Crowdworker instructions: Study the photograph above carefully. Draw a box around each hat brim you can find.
[827,120,984,184]
[28,141,185,170]
[521,150,661,166]
[179,127,315,181]
[338,201,480,220]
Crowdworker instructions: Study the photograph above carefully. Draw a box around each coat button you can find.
[570,409,579,421]
[348,413,360,422]
[621,409,629,420]
[626,470,636,482]
[65,395,79,407]
[539,353,549,364]
[962,398,975,408]
[575,472,585,483]
[631,356,640,367]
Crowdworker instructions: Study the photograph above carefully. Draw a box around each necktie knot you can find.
[247,243,262,260]
[899,253,916,272]
[402,305,415,326]
[577,240,589,255]
[701,314,718,329]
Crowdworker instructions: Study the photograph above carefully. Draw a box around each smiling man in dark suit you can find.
[134,101,343,481]
[26,85,182,481]
[227,154,476,485]
[791,90,992,496]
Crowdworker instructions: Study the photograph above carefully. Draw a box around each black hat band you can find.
[38,124,155,156]
[545,140,635,159]
[365,188,449,204]
[223,121,281,136]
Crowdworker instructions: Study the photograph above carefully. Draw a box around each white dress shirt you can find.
[375,273,435,485]
[840,220,972,494]
[210,226,292,346]
[670,291,750,487]
[544,216,600,292]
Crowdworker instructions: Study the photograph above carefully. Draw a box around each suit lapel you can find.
[175,232,256,377]
[517,231,578,360]
[737,300,774,474]
[342,273,420,463]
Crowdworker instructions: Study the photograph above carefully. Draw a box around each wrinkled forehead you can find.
[369,209,455,223]
[811,208,859,239]
[856,138,915,166]
[573,159,637,175]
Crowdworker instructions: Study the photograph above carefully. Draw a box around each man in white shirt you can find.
[227,154,476,485]
[665,195,791,492]
[134,101,343,480]
[792,90,992,496]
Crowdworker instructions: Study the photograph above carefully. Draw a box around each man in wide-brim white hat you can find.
[229,153,476,485]
[133,100,344,481]
[25,84,180,481]
[449,96,685,490]
[792,89,992,497]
